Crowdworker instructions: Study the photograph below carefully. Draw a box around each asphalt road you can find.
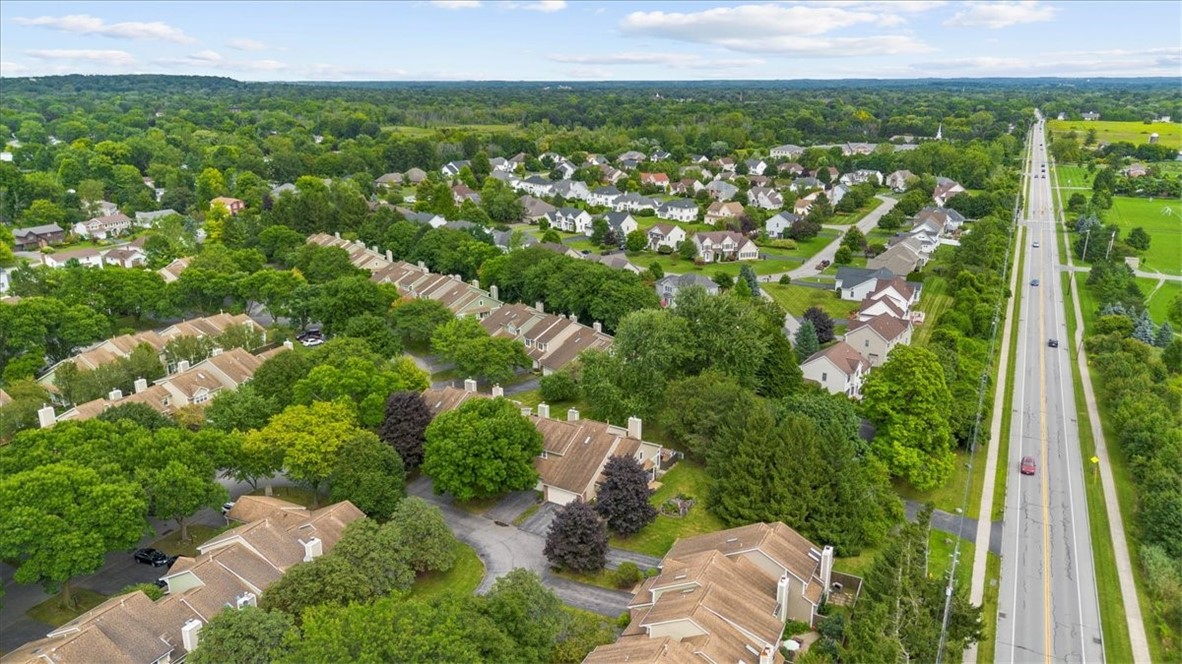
[995,115,1104,663]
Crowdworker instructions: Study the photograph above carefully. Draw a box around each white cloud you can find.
[506,1,567,11]
[26,48,136,65]
[155,51,286,72]
[12,14,196,43]
[430,0,481,8]
[227,38,267,51]
[911,46,1182,76]
[618,3,930,56]
[0,61,30,75]
[944,1,1056,28]
[548,52,765,70]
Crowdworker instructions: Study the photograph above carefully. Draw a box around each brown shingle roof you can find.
[803,341,868,377]
[846,314,910,343]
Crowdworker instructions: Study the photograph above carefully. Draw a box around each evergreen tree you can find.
[757,331,803,399]
[739,264,760,296]
[794,319,820,362]
[1155,320,1175,348]
[802,306,836,343]
[594,456,657,536]
[1133,310,1157,345]
[544,500,608,573]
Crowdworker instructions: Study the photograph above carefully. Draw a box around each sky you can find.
[0,1,1179,81]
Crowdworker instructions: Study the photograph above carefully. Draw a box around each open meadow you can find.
[1048,119,1182,149]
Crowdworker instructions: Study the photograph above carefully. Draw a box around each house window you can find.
[864,340,870,348]
[821,372,828,381]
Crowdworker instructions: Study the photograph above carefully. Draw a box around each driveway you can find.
[904,500,1002,555]
[775,195,898,282]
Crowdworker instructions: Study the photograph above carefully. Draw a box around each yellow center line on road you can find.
[1036,177,1053,664]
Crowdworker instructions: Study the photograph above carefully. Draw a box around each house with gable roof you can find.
[647,223,687,251]
[765,212,799,239]
[801,341,871,398]
[705,201,745,225]
[656,199,699,222]
[693,231,758,262]
[844,315,913,367]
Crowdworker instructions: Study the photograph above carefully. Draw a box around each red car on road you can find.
[1020,456,1037,476]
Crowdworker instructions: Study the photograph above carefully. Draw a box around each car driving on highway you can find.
[1020,456,1037,475]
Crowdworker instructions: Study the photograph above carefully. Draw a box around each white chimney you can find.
[334,231,341,239]
[108,388,123,401]
[386,250,393,262]
[593,321,602,333]
[535,300,544,313]
[490,284,499,301]
[820,545,835,596]
[464,378,477,393]
[180,619,203,652]
[177,360,191,373]
[211,347,223,357]
[537,403,550,419]
[37,405,56,429]
[417,261,427,270]
[760,645,776,664]
[491,385,504,398]
[520,407,532,417]
[472,278,480,289]
[283,340,294,350]
[371,244,379,253]
[777,574,791,622]
[235,591,257,609]
[627,416,643,440]
[301,537,323,562]
[567,408,580,422]
[134,378,148,394]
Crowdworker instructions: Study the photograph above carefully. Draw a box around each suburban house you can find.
[689,154,710,164]
[517,175,555,197]
[794,191,819,216]
[615,193,660,214]
[828,184,851,207]
[617,150,647,163]
[770,144,805,159]
[479,303,613,375]
[844,315,913,367]
[790,176,822,193]
[40,248,105,269]
[158,256,191,283]
[209,197,245,215]
[656,273,720,307]
[422,384,660,506]
[587,253,643,274]
[71,213,133,240]
[491,229,538,252]
[778,162,805,176]
[1123,163,1149,178]
[657,199,699,222]
[932,177,966,207]
[885,169,916,192]
[801,341,871,398]
[744,158,769,176]
[867,237,926,276]
[647,223,687,251]
[835,266,917,302]
[840,169,883,186]
[441,160,470,177]
[271,182,297,198]
[747,186,784,210]
[451,184,481,206]
[705,201,745,225]
[717,157,737,173]
[12,224,65,251]
[586,522,846,664]
[553,179,591,202]
[1082,111,1101,121]
[552,161,577,180]
[914,206,966,233]
[704,180,739,201]
[53,346,283,424]
[399,209,448,229]
[600,165,627,184]
[640,172,671,190]
[765,212,799,239]
[856,295,909,323]
[5,497,363,664]
[538,243,584,259]
[135,209,181,226]
[404,167,428,184]
[374,172,404,189]
[545,207,593,234]
[650,150,672,162]
[102,246,148,269]
[601,211,639,238]
[670,178,704,196]
[693,231,758,262]
[747,174,772,188]
[518,195,557,221]
[864,276,922,312]
[589,185,623,207]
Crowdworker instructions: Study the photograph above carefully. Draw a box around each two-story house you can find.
[544,207,593,234]
[801,341,870,398]
[210,197,245,215]
[704,201,745,225]
[747,186,784,210]
[843,315,912,367]
[588,185,623,207]
[765,212,799,239]
[656,273,719,307]
[656,199,699,222]
[647,223,687,251]
[693,231,759,262]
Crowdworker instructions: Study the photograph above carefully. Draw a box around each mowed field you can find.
[1048,120,1182,149]
[1108,196,1182,275]
[1054,164,1096,190]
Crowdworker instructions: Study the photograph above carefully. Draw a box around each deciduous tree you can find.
[544,500,608,573]
[188,606,293,664]
[595,455,657,536]
[377,391,433,470]
[329,432,406,519]
[422,397,543,501]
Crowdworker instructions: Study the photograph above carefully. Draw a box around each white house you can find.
[545,207,593,234]
[744,159,769,176]
[656,273,720,306]
[647,223,687,251]
[441,160,470,177]
[932,177,966,207]
[801,341,870,398]
[614,193,660,214]
[601,212,638,238]
[834,267,899,301]
[885,170,915,192]
[73,213,133,240]
[588,186,622,207]
[693,231,759,262]
[828,184,851,208]
[765,212,799,239]
[657,199,699,222]
[517,175,555,197]
[844,315,912,367]
[41,248,105,269]
[770,144,804,159]
[553,179,591,201]
[839,169,883,186]
[747,186,784,210]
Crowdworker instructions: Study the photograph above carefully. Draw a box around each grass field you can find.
[830,197,881,225]
[1139,278,1182,324]
[912,274,953,346]
[249,485,319,508]
[154,524,230,558]
[893,449,977,517]
[610,461,725,558]
[27,589,109,627]
[410,542,484,600]
[763,282,855,319]
[1106,196,1182,275]
[1054,164,1097,190]
[1048,120,1182,149]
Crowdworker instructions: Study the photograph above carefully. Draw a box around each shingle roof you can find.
[847,314,910,343]
[803,341,868,376]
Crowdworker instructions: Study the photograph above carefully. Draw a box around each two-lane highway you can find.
[995,114,1104,662]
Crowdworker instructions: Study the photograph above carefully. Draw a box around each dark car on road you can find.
[134,548,173,567]
[1048,338,1059,348]
[1020,456,1037,476]
[1030,278,1040,286]
[296,329,325,348]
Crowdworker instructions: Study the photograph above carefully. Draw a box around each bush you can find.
[616,612,632,630]
[657,245,674,255]
[611,562,643,589]
[779,274,791,285]
[758,238,798,250]
[117,582,164,601]
[539,371,579,403]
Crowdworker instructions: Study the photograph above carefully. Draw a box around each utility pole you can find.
[1105,229,1116,260]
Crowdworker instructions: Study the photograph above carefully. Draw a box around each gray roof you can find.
[835,266,898,288]
[524,175,552,185]
[12,224,64,237]
[661,199,698,209]
[135,209,180,223]
[592,185,621,195]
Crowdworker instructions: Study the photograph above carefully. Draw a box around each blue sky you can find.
[1,1,1179,80]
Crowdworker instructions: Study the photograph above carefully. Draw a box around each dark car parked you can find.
[134,548,171,566]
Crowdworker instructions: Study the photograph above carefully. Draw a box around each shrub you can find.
[779,274,791,285]
[612,562,643,589]
[539,371,579,403]
[657,245,674,255]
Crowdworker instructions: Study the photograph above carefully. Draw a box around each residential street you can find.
[783,194,898,280]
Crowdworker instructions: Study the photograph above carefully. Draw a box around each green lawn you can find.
[793,229,842,260]
[610,461,725,558]
[1140,278,1182,325]
[154,524,230,558]
[1054,164,1097,190]
[992,228,1026,522]
[830,197,881,225]
[820,254,866,276]
[977,551,1003,664]
[626,252,800,278]
[249,485,319,508]
[1106,196,1182,275]
[913,274,953,346]
[27,589,109,627]
[763,282,855,319]
[928,530,974,588]
[1048,119,1182,149]
[893,449,976,517]
[409,542,484,600]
